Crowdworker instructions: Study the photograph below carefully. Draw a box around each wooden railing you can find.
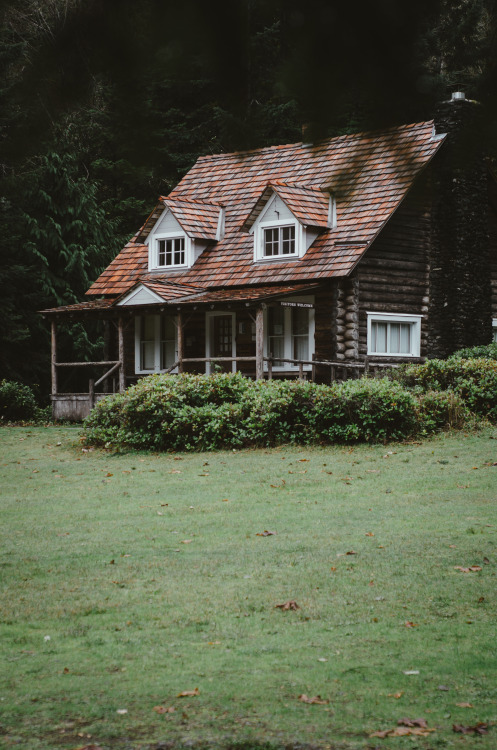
[155,355,396,382]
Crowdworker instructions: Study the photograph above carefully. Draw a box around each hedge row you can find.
[82,370,471,451]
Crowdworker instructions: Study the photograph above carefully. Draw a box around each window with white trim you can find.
[158,237,185,266]
[492,318,497,342]
[367,313,421,357]
[264,225,296,257]
[265,299,315,370]
[149,233,190,270]
[135,315,177,373]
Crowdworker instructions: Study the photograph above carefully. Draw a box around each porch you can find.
[43,283,401,420]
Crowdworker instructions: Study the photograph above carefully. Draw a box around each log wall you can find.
[354,176,430,360]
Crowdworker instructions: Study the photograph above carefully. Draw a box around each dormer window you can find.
[152,233,189,269]
[244,183,333,264]
[158,237,185,267]
[263,224,296,257]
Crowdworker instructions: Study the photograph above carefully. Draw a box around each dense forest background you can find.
[1,0,497,398]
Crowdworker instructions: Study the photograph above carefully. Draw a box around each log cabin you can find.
[42,93,497,420]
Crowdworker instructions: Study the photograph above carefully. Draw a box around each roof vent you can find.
[451,91,466,101]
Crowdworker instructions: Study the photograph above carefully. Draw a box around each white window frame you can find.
[492,318,497,343]
[148,231,192,271]
[135,315,178,374]
[254,218,303,262]
[264,297,315,371]
[367,312,422,358]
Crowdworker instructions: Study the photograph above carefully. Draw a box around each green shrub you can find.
[84,373,425,451]
[0,380,41,422]
[391,358,497,421]
[417,390,469,433]
[312,377,419,442]
[449,342,497,360]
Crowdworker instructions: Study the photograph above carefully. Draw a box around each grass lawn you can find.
[0,425,496,750]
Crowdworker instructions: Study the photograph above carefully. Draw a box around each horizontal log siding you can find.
[355,178,430,360]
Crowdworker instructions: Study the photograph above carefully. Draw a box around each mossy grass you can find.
[1,425,496,749]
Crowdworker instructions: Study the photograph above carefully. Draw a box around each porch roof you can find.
[41,283,323,318]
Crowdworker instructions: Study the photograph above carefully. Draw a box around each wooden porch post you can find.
[177,311,184,373]
[51,320,58,396]
[118,316,125,392]
[255,305,264,380]
[103,320,110,392]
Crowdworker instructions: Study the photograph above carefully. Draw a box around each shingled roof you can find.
[87,120,445,297]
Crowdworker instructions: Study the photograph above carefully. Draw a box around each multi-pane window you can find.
[492,319,497,342]
[367,314,421,357]
[292,308,309,360]
[137,315,177,372]
[263,225,296,257]
[158,237,185,266]
[266,301,314,370]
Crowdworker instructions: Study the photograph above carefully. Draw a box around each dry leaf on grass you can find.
[153,705,176,714]
[181,539,193,544]
[275,600,299,610]
[298,694,329,705]
[365,532,374,537]
[398,718,428,728]
[454,566,482,572]
[345,550,357,555]
[371,718,435,738]
[177,688,199,698]
[453,722,488,735]
[388,692,403,699]
[256,530,276,536]
[404,621,418,628]
[456,702,473,708]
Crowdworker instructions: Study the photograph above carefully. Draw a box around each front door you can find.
[206,313,235,373]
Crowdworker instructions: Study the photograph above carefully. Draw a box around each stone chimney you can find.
[427,92,491,356]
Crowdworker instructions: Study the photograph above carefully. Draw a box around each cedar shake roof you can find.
[243,181,330,231]
[136,197,221,243]
[88,120,445,297]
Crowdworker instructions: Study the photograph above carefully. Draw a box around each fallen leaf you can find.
[221,498,229,502]
[398,718,428,728]
[404,621,418,628]
[177,688,199,697]
[270,480,286,488]
[365,532,374,537]
[453,722,488,735]
[370,718,435,738]
[256,530,276,536]
[483,557,490,564]
[454,566,482,572]
[345,550,357,555]
[105,472,113,477]
[456,702,473,708]
[438,685,450,691]
[275,600,299,610]
[153,705,176,714]
[388,692,403,699]
[298,694,329,705]
[181,539,193,544]
[330,566,337,572]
